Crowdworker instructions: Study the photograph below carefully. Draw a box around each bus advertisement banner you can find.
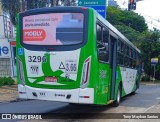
[23,13,84,45]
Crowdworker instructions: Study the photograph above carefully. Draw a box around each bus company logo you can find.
[2,114,11,119]
[30,65,39,74]
[99,70,106,79]
[54,93,65,97]
[23,29,46,41]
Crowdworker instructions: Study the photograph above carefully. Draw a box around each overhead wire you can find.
[145,21,160,29]
[134,11,160,29]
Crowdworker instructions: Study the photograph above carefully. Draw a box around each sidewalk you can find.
[0,85,18,103]
[141,81,160,85]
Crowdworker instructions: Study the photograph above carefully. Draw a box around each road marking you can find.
[145,84,157,86]
[156,97,160,100]
[144,105,156,112]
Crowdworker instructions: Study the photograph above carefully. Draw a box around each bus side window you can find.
[117,40,120,51]
[136,54,140,69]
[118,52,124,65]
[97,24,102,44]
[121,42,124,53]
[117,40,124,66]
[102,27,109,62]
[96,24,109,63]
[133,51,136,69]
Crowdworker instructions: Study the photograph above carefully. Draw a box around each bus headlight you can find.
[80,56,91,89]
[18,58,25,85]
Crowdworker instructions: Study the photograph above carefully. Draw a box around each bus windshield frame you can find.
[19,7,89,51]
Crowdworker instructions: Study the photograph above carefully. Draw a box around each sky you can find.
[116,0,160,30]
[136,0,160,20]
[136,0,160,29]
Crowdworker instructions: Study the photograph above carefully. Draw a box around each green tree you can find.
[1,0,21,26]
[140,29,160,79]
[107,6,160,80]
[115,24,140,42]
[107,6,148,33]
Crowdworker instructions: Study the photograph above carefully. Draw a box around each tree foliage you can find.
[140,29,160,79]
[107,6,160,80]
[107,6,148,33]
[114,24,140,42]
[1,0,21,25]
[25,0,48,10]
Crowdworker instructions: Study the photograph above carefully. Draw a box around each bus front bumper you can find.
[18,84,94,104]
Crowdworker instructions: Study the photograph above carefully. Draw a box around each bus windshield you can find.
[22,13,84,45]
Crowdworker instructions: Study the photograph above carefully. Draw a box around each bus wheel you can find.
[113,85,121,107]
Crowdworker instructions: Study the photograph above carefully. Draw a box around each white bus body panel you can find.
[18,84,94,104]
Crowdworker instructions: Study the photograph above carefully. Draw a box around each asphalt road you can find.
[0,84,160,121]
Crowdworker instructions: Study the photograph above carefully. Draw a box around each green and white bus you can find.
[17,7,141,106]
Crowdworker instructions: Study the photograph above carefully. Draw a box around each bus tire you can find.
[113,85,121,107]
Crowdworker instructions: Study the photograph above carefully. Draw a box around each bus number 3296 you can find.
[28,56,46,63]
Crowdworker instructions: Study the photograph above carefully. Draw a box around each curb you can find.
[10,98,31,102]
[140,82,160,85]
[0,85,18,104]
[0,98,31,104]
